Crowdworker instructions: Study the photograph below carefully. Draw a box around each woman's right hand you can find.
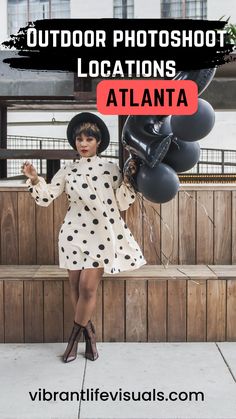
[21,161,38,181]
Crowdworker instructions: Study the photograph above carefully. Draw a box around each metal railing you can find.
[189,148,236,174]
[6,135,119,178]
[4,135,236,177]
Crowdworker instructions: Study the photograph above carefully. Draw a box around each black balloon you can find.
[122,115,171,168]
[170,98,215,142]
[173,68,216,96]
[163,139,201,172]
[135,161,180,204]
[159,116,172,136]
[158,116,201,171]
[121,69,216,204]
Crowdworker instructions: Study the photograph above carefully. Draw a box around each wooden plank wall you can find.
[0,187,235,265]
[1,273,236,343]
[0,191,68,265]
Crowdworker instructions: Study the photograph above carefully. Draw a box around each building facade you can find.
[0,0,235,166]
[0,0,235,45]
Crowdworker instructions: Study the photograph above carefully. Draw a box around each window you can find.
[8,0,28,35]
[161,0,182,18]
[185,0,207,19]
[161,0,207,19]
[113,0,134,19]
[8,0,70,36]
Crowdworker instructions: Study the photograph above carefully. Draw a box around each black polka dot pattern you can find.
[54,156,145,273]
[93,262,99,267]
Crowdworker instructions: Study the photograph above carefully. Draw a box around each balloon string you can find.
[145,197,175,267]
[135,193,202,285]
[132,188,215,270]
[134,192,175,267]
[176,267,201,285]
[137,193,163,265]
[179,189,215,227]
[124,167,215,276]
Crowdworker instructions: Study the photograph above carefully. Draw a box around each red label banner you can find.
[96,80,198,115]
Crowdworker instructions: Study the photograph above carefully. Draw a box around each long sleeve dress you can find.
[26,154,147,274]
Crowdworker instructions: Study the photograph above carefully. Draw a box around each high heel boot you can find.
[63,321,84,363]
[83,320,99,361]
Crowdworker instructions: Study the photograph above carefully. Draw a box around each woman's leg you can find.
[63,267,103,362]
[67,267,104,320]
[63,269,81,362]
[76,267,104,361]
[67,269,81,311]
[74,267,104,325]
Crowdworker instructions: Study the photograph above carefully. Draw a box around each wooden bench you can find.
[1,264,236,343]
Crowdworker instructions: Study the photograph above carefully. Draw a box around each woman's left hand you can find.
[123,159,137,184]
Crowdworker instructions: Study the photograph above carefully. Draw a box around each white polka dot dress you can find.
[26,155,147,274]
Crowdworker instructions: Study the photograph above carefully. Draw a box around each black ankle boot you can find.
[83,320,99,361]
[63,321,84,363]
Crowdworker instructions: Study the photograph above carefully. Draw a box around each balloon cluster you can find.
[122,68,216,203]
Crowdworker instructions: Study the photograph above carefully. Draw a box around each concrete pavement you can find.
[0,342,236,419]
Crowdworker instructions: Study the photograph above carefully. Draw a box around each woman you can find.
[22,112,147,364]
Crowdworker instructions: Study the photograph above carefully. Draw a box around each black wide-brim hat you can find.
[67,112,110,153]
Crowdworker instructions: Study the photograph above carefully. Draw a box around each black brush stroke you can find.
[2,18,235,73]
